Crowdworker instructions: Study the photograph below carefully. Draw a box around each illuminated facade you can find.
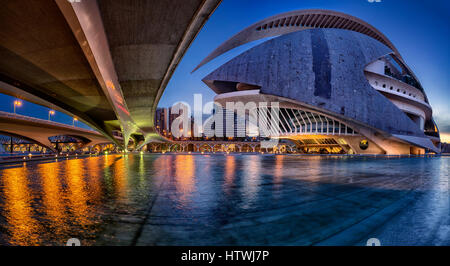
[199,10,441,155]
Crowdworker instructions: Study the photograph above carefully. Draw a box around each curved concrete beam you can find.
[96,0,222,133]
[56,0,142,148]
[0,111,115,152]
[0,130,56,153]
[193,9,402,72]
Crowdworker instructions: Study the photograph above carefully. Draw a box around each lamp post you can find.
[48,110,55,121]
[13,100,22,114]
[72,117,78,127]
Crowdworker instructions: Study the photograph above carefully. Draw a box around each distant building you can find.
[442,143,450,153]
[155,108,168,136]
[168,106,178,135]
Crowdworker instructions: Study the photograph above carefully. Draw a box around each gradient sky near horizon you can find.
[1,0,449,140]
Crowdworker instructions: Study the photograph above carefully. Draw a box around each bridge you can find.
[145,140,350,154]
[0,109,353,155]
[147,140,294,153]
[0,111,117,152]
[0,0,221,150]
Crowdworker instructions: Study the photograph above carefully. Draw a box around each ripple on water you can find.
[0,155,447,246]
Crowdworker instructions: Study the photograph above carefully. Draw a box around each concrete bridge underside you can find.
[0,0,221,149]
[0,111,113,152]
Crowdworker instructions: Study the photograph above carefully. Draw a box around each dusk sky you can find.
[1,0,449,140]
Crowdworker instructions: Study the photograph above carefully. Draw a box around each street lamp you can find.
[48,110,55,121]
[13,100,22,114]
[72,117,78,126]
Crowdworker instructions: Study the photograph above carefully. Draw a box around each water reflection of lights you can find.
[65,159,92,226]
[2,166,41,245]
[175,155,196,201]
[224,156,236,194]
[39,162,66,240]
[274,155,284,184]
[0,155,447,246]
[153,154,172,177]
[87,157,102,202]
[241,155,261,209]
[113,157,129,200]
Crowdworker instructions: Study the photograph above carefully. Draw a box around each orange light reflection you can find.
[2,166,41,245]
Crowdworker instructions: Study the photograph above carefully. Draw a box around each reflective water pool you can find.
[0,154,448,246]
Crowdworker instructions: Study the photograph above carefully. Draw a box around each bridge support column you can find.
[121,122,138,152]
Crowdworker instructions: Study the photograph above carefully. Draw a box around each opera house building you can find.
[197,10,441,155]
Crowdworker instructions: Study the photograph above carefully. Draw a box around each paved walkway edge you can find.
[315,190,419,246]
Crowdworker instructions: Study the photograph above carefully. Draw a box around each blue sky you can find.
[1,0,449,138]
